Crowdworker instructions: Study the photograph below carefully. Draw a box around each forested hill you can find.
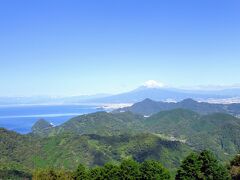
[1,107,240,179]
[0,128,191,171]
[143,109,240,159]
[116,98,240,116]
[32,111,145,137]
[30,108,240,161]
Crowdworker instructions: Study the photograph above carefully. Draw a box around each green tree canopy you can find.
[231,154,240,166]
[120,159,141,180]
[33,168,73,180]
[88,166,104,180]
[73,164,88,180]
[230,154,240,180]
[103,163,121,180]
[175,153,203,180]
[176,150,230,180]
[139,160,170,180]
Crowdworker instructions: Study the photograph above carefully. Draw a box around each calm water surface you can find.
[0,105,101,134]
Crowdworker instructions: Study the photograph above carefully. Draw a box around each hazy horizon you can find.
[1,79,240,98]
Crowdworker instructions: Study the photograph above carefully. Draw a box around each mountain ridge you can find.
[2,85,240,105]
[116,98,240,116]
[30,107,240,161]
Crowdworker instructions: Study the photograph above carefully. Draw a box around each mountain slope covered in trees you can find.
[0,128,192,172]
[30,108,240,161]
[1,100,240,179]
[32,111,145,137]
[116,98,240,116]
[143,109,240,159]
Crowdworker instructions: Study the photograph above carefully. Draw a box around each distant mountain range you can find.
[1,83,240,105]
[84,85,240,104]
[115,98,240,116]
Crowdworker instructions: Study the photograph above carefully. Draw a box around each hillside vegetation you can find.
[0,128,191,172]
[1,99,240,179]
[116,98,240,116]
[143,109,240,159]
[31,108,240,161]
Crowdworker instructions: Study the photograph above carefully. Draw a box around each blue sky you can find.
[0,0,240,96]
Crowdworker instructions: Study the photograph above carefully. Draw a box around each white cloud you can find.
[143,80,164,88]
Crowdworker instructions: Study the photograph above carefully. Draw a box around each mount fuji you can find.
[84,80,232,104]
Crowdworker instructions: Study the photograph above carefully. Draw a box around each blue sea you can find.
[0,104,101,134]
